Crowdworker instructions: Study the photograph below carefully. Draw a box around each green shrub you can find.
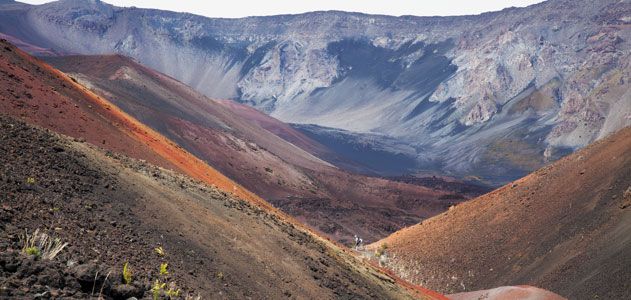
[165,283,181,298]
[152,280,180,299]
[152,280,166,300]
[160,263,169,276]
[25,246,41,257]
[122,262,132,284]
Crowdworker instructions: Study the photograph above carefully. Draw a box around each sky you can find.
[19,0,545,18]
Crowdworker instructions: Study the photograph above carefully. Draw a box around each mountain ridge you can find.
[2,0,629,184]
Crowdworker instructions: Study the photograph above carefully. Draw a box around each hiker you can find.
[354,235,363,250]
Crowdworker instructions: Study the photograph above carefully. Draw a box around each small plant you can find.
[24,246,41,257]
[159,262,169,276]
[165,282,181,298]
[26,177,35,184]
[152,280,166,300]
[21,228,68,260]
[122,262,132,285]
[375,243,388,257]
[155,246,165,256]
[216,271,224,280]
[152,280,180,299]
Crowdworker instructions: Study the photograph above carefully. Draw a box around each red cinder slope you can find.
[45,54,480,244]
[372,127,631,299]
[0,38,268,208]
[0,39,446,299]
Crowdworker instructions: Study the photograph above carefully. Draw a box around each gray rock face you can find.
[1,0,629,183]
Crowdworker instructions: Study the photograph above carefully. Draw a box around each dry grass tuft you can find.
[21,228,68,260]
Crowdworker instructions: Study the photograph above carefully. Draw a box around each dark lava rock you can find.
[110,283,145,299]
[73,263,100,284]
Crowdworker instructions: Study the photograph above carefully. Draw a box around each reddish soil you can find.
[45,54,480,244]
[0,115,438,299]
[372,127,631,299]
[0,38,447,299]
[0,39,272,211]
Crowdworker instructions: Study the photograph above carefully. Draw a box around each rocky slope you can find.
[1,0,629,183]
[41,53,484,245]
[0,37,441,299]
[0,38,269,209]
[370,126,631,299]
[0,114,440,299]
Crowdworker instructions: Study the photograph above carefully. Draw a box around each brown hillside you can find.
[373,127,631,299]
[0,114,441,299]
